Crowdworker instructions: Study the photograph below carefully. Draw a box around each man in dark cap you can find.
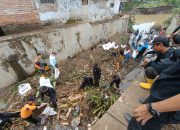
[110,74,121,88]
[126,48,180,130]
[140,35,174,89]
[39,86,57,109]
[93,63,101,87]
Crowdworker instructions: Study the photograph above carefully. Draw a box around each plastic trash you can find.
[71,117,80,128]
[54,67,60,80]
[43,126,47,130]
[42,106,57,116]
[18,83,32,96]
[132,50,137,59]
[73,105,80,117]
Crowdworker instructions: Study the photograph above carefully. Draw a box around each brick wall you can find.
[0,0,39,26]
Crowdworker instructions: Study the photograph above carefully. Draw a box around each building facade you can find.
[0,0,126,26]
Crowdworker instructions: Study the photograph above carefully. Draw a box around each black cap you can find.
[152,35,170,47]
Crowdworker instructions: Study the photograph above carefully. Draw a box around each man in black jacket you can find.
[39,86,57,109]
[127,48,180,130]
[0,112,19,130]
[93,63,101,87]
[140,35,174,89]
[110,74,121,88]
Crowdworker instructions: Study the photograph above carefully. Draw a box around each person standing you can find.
[93,63,101,87]
[49,52,58,74]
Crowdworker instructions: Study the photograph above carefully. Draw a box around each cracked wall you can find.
[0,16,128,88]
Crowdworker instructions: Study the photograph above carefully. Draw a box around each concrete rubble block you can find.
[92,113,127,130]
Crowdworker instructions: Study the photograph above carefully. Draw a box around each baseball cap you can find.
[152,35,170,47]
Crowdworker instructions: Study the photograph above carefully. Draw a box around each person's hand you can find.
[143,58,151,64]
[140,62,146,67]
[133,104,153,125]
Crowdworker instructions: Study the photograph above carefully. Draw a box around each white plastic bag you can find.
[54,67,60,80]
[132,50,137,59]
[42,106,57,116]
[18,83,32,96]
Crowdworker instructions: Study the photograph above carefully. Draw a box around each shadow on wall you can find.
[7,54,28,81]
[0,27,5,37]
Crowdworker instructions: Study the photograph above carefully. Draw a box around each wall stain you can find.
[41,34,52,49]
[75,31,84,51]
[0,55,9,72]
[8,39,32,67]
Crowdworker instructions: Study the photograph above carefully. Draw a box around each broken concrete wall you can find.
[0,16,128,89]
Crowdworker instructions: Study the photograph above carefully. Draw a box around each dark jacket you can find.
[80,76,93,89]
[93,66,101,80]
[150,61,180,101]
[147,48,174,74]
[145,61,180,124]
[110,75,121,88]
[40,87,56,101]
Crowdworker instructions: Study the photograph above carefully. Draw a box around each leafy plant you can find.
[128,15,135,33]
[171,8,180,16]
[86,88,119,118]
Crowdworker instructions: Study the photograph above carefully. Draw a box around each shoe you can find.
[146,78,154,84]
[139,82,151,89]
[124,113,133,123]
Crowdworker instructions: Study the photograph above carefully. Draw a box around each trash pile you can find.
[0,33,138,130]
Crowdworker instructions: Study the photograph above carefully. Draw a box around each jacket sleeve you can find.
[149,59,174,74]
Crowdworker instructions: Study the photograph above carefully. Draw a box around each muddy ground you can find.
[0,33,139,130]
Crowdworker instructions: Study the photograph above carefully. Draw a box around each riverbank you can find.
[134,14,172,24]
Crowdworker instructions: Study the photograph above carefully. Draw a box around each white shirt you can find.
[39,77,54,88]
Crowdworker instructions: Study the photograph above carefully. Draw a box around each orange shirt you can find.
[20,103,37,119]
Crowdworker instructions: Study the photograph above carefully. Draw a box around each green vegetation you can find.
[86,88,119,118]
[127,15,135,33]
[171,8,180,15]
[66,18,77,24]
[137,1,167,8]
[123,0,180,11]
